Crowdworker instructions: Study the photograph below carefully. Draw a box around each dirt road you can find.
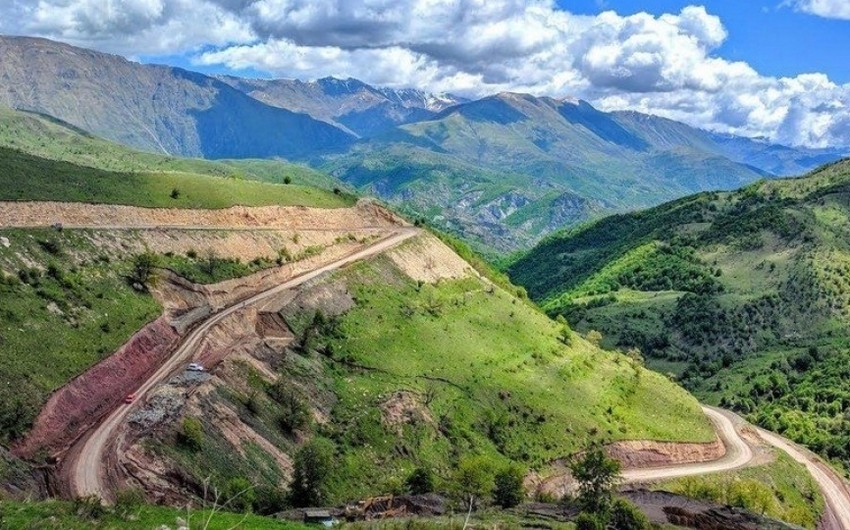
[66,228,419,501]
[621,407,753,483]
[622,406,850,529]
[756,427,850,529]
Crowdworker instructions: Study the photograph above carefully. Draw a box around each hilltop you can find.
[507,158,850,472]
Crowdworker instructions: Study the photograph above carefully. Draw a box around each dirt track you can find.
[623,406,850,530]
[65,228,419,501]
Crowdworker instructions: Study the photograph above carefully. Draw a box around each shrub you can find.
[254,484,289,515]
[72,495,106,520]
[493,465,525,508]
[222,476,256,513]
[283,176,292,185]
[179,417,204,450]
[406,466,436,495]
[610,498,650,530]
[290,437,335,507]
[575,512,605,530]
[268,384,312,433]
[452,455,496,505]
[129,252,160,289]
[114,487,145,518]
[170,188,181,199]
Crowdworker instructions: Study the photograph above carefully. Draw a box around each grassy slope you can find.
[506,159,850,472]
[0,107,352,208]
[0,229,160,444]
[142,238,712,508]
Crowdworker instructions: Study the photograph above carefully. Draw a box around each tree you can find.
[586,330,603,347]
[569,445,621,515]
[283,176,292,185]
[129,251,160,289]
[290,438,335,507]
[268,383,311,433]
[406,466,436,495]
[493,465,525,508]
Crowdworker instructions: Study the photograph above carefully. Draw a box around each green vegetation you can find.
[507,158,850,472]
[0,229,160,444]
[0,107,353,208]
[144,239,711,510]
[0,146,352,208]
[0,498,309,529]
[657,452,824,528]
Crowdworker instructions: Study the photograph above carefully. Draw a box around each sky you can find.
[1,0,849,149]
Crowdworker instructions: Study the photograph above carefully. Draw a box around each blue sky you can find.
[561,1,850,82]
[2,0,848,147]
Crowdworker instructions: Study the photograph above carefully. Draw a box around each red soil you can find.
[13,317,180,459]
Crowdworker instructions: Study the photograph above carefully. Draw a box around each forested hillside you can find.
[507,159,850,472]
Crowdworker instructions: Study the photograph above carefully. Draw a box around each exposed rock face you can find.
[13,317,180,459]
[605,438,726,469]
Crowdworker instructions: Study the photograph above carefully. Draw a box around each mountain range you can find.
[0,35,845,251]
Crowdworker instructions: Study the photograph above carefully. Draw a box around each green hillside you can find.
[507,158,850,472]
[0,107,353,209]
[146,236,713,507]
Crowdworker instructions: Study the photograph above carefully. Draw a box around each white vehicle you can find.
[187,362,205,372]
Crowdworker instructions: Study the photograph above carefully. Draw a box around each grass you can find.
[0,228,161,444]
[298,255,713,501]
[0,499,309,529]
[0,146,353,209]
[655,452,825,529]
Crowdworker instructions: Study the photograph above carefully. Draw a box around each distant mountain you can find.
[0,36,353,159]
[324,93,845,251]
[0,35,843,253]
[220,75,465,137]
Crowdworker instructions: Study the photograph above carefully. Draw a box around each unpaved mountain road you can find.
[623,406,850,530]
[66,227,419,501]
[622,407,752,483]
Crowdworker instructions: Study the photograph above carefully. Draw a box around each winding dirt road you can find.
[622,407,752,483]
[66,227,419,501]
[621,406,850,529]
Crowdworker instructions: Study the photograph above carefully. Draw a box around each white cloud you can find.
[792,0,850,20]
[2,0,849,148]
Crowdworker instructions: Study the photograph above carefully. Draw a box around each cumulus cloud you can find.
[792,0,850,20]
[1,0,849,148]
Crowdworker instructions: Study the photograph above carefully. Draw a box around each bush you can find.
[283,176,292,185]
[290,438,335,507]
[452,455,496,505]
[569,445,621,515]
[129,252,160,289]
[114,487,145,518]
[72,495,106,520]
[170,187,181,199]
[575,512,605,530]
[610,498,650,530]
[267,383,312,433]
[222,476,256,513]
[493,465,525,508]
[254,484,289,515]
[179,417,204,450]
[406,466,436,495]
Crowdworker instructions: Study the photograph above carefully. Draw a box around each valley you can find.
[1,25,849,530]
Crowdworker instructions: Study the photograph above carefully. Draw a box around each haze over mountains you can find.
[0,35,845,251]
